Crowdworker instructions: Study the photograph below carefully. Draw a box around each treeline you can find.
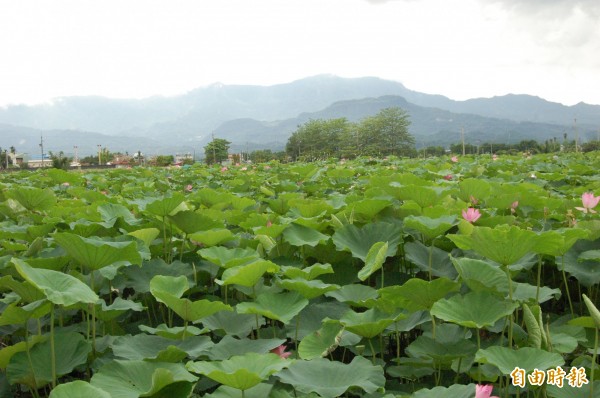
[285,107,415,161]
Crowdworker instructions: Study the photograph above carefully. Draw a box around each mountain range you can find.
[1,75,598,157]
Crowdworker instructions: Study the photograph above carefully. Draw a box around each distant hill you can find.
[1,75,598,155]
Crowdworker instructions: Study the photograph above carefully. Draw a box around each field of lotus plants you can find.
[0,153,599,398]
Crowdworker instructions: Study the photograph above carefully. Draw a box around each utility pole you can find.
[39,134,45,168]
[461,126,465,156]
[97,144,102,165]
[73,145,78,164]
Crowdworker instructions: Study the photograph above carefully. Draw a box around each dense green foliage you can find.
[286,107,415,160]
[0,153,599,397]
[204,138,231,164]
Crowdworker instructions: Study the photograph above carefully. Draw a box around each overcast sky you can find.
[1,0,599,107]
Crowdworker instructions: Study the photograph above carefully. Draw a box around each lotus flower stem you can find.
[560,256,575,318]
[50,304,56,389]
[368,338,376,364]
[536,256,542,304]
[505,267,514,348]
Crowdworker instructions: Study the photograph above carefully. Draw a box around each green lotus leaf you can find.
[298,320,344,360]
[169,210,224,234]
[475,346,564,374]
[534,228,589,256]
[0,300,51,326]
[201,310,263,337]
[410,383,478,398]
[12,258,98,306]
[145,193,187,217]
[152,290,232,322]
[358,241,389,281]
[138,323,205,339]
[117,258,193,294]
[236,292,308,324]
[381,277,460,312]
[431,291,518,329]
[546,381,600,398]
[282,223,329,247]
[403,215,456,241]
[448,225,539,266]
[0,275,46,303]
[277,356,385,398]
[406,335,476,364]
[288,198,334,218]
[128,228,160,248]
[277,278,339,299]
[111,334,213,362]
[96,203,139,227]
[280,263,334,280]
[451,256,508,295]
[339,308,398,338]
[6,186,56,211]
[560,240,600,287]
[396,185,442,208]
[207,336,285,360]
[344,198,391,222]
[150,275,189,299]
[189,229,235,247]
[203,383,275,398]
[198,246,260,268]
[325,284,379,307]
[53,233,142,270]
[7,332,91,389]
[458,178,492,202]
[186,353,289,391]
[49,381,111,398]
[0,335,45,370]
[332,221,401,261]
[216,260,279,287]
[91,360,198,398]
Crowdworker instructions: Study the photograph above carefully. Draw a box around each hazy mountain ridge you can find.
[1,75,598,156]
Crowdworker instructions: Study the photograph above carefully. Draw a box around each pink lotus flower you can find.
[443,174,453,181]
[469,196,479,206]
[492,154,498,161]
[576,192,600,214]
[511,201,519,214]
[270,345,292,359]
[61,182,70,187]
[476,384,499,398]
[462,208,481,223]
[220,166,228,172]
[185,184,193,192]
[266,220,272,228]
[241,167,248,171]
[451,156,459,163]
[264,165,271,170]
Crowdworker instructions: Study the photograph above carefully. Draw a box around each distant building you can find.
[27,154,52,168]
[8,153,25,166]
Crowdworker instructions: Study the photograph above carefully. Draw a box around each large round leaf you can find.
[381,277,460,312]
[277,356,385,398]
[475,346,564,374]
[91,360,198,398]
[236,292,308,324]
[186,353,289,391]
[430,291,518,329]
[403,215,456,241]
[298,321,344,360]
[53,233,142,270]
[6,187,56,211]
[339,308,398,338]
[448,225,539,266]
[216,260,279,287]
[12,258,98,306]
[358,241,389,281]
[152,291,232,322]
[111,334,213,362]
[49,381,111,398]
[282,223,329,247]
[7,332,91,389]
[332,222,401,261]
[207,336,285,360]
[277,278,339,299]
[198,247,259,268]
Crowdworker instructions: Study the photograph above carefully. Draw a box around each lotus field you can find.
[1,153,600,398]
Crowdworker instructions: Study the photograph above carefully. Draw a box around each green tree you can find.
[154,155,174,167]
[204,138,231,164]
[356,107,414,157]
[286,118,352,161]
[49,151,70,170]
